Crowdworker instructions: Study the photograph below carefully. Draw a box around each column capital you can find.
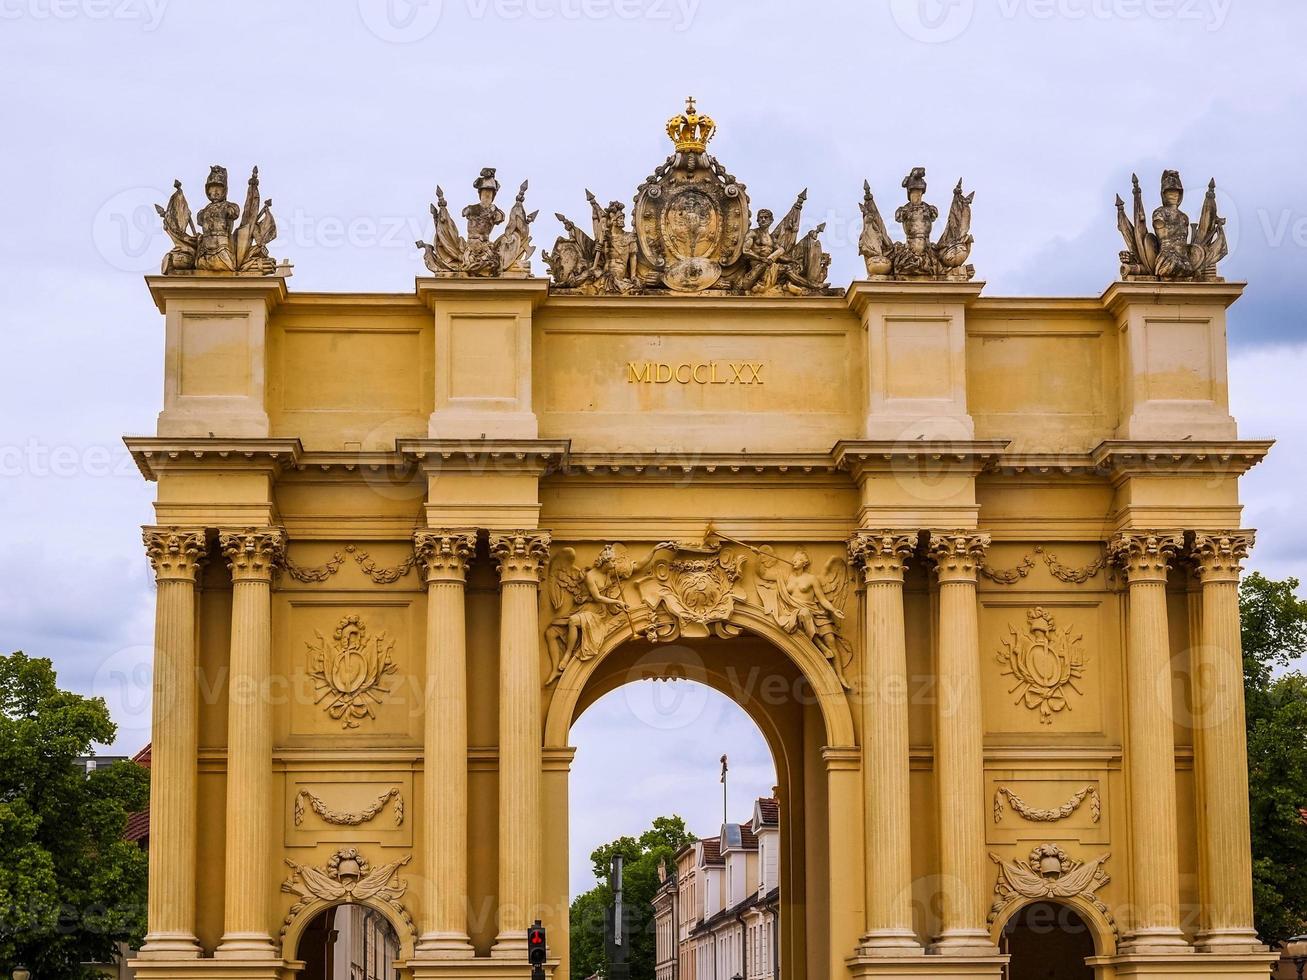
[1191,530,1256,584]
[848,530,917,584]
[926,531,990,583]
[143,525,208,582]
[490,530,552,584]
[1108,530,1183,584]
[218,527,286,583]
[414,529,478,584]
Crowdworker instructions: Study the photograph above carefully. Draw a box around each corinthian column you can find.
[414,529,478,957]
[927,531,995,955]
[215,527,285,960]
[1109,531,1190,954]
[140,527,207,958]
[849,531,922,955]
[490,530,551,957]
[1191,531,1262,952]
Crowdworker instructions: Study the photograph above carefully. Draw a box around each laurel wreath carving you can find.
[347,545,419,584]
[294,787,404,827]
[993,785,1100,824]
[285,551,346,583]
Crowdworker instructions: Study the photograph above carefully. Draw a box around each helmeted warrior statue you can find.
[858,167,976,281]
[156,165,280,276]
[1115,170,1228,281]
[416,167,538,278]
[545,98,832,296]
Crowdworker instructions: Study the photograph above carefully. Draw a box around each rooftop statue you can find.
[858,168,976,281]
[416,168,538,278]
[545,98,832,296]
[156,165,280,276]
[1115,171,1228,282]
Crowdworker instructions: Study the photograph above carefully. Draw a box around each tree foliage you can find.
[0,651,150,976]
[570,815,697,980]
[1242,574,1307,944]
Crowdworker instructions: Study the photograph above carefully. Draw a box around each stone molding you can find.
[1190,530,1255,583]
[928,531,991,583]
[1107,531,1183,584]
[143,526,208,582]
[414,529,478,584]
[848,530,916,583]
[490,531,552,583]
[218,527,287,582]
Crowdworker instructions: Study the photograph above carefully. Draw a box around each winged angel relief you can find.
[282,848,413,937]
[988,844,1114,931]
[755,547,853,690]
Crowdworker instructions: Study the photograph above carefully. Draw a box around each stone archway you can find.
[994,899,1113,980]
[282,897,416,975]
[542,607,861,980]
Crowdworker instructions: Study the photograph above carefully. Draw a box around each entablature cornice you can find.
[557,451,840,477]
[396,437,570,475]
[145,273,288,314]
[415,276,550,311]
[1099,279,1246,316]
[844,279,986,316]
[126,436,303,481]
[1091,439,1272,481]
[833,440,1011,479]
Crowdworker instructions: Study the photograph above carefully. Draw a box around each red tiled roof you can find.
[132,743,151,767]
[699,838,724,865]
[756,797,779,825]
[739,824,758,849]
[124,809,149,843]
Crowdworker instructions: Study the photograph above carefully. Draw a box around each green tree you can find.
[570,815,696,980]
[1241,573,1307,944]
[0,651,150,977]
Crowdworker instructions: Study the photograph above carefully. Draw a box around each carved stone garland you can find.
[294,787,405,827]
[993,786,1101,824]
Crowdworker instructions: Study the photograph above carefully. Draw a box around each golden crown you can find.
[667,96,716,153]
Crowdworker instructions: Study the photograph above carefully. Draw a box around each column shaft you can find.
[415,530,477,957]
[216,528,284,960]
[491,531,551,957]
[140,527,207,957]
[1110,532,1190,953]
[928,532,994,955]
[1192,532,1261,952]
[850,532,921,954]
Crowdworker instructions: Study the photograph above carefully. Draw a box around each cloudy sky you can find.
[1,1,1304,896]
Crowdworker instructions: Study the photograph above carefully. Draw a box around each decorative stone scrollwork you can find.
[996,607,1087,725]
[993,786,1101,824]
[307,614,398,729]
[416,168,537,278]
[1107,531,1182,583]
[142,526,208,581]
[859,169,976,281]
[1116,171,1228,282]
[847,531,916,583]
[413,530,477,583]
[156,165,281,276]
[491,531,552,583]
[988,845,1115,936]
[927,531,991,581]
[281,848,414,941]
[294,787,404,827]
[545,98,830,296]
[285,550,346,583]
[755,546,853,690]
[348,545,418,584]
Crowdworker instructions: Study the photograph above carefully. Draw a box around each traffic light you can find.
[528,921,548,966]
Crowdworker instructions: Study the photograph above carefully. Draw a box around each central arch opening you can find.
[295,903,401,980]
[549,627,850,980]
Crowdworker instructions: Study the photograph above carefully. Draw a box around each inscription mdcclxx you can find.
[626,362,766,385]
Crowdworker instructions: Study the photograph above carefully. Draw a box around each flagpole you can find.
[720,754,729,825]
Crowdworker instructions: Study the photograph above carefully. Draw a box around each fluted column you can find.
[1191,531,1261,952]
[849,531,922,955]
[215,527,285,960]
[1109,531,1190,954]
[490,530,551,957]
[927,531,995,955]
[140,527,207,958]
[414,529,478,957]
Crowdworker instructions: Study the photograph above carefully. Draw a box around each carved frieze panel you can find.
[996,607,1087,726]
[284,774,413,849]
[987,775,1108,845]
